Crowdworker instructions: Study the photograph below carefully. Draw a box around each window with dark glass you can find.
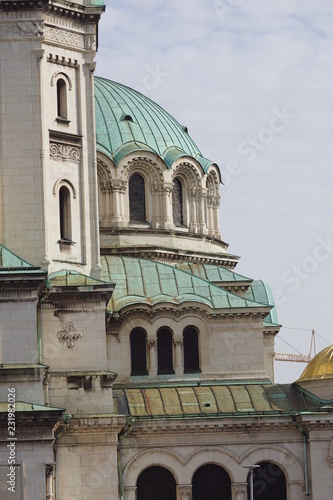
[130,328,147,376]
[249,462,287,500]
[129,173,146,222]
[59,185,71,241]
[172,177,183,226]
[57,78,67,119]
[137,466,176,500]
[183,327,200,373]
[157,328,174,375]
[192,464,232,500]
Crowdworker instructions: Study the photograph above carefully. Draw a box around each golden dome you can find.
[297,345,333,381]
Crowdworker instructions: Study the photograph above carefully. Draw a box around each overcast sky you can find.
[96,0,333,383]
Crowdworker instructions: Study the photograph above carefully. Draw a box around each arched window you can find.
[192,464,232,500]
[249,462,287,500]
[130,328,147,376]
[59,185,72,241]
[183,327,200,373]
[137,466,176,500]
[57,78,67,120]
[172,177,183,226]
[129,173,146,222]
[157,328,174,375]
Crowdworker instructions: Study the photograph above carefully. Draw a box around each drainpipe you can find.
[293,416,310,499]
[118,417,134,500]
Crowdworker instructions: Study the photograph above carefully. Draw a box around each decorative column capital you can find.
[45,463,55,477]
[177,484,192,499]
[233,482,248,499]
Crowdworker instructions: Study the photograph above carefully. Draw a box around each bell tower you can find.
[0,0,104,277]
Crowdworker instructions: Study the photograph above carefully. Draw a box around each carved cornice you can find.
[56,415,126,447]
[47,52,78,67]
[99,245,235,267]
[0,20,44,38]
[122,425,303,449]
[107,303,269,330]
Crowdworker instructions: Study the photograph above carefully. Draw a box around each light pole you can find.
[242,464,260,500]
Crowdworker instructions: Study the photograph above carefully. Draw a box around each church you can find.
[0,1,332,499]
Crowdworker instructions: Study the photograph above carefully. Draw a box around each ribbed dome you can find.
[297,345,333,382]
[94,77,216,173]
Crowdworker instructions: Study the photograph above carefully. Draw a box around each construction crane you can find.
[274,330,316,364]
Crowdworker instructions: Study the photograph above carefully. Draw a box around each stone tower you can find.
[0,0,104,277]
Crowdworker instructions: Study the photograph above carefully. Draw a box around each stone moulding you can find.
[0,21,44,38]
[49,130,82,162]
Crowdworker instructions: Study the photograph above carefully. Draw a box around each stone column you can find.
[111,180,126,227]
[177,484,192,500]
[150,181,161,229]
[288,481,306,499]
[46,464,55,500]
[174,337,183,376]
[206,195,214,237]
[162,183,173,229]
[213,196,221,239]
[197,189,208,235]
[188,187,198,233]
[233,482,248,500]
[124,486,137,500]
[148,339,157,376]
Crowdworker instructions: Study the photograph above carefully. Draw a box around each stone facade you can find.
[0,1,332,499]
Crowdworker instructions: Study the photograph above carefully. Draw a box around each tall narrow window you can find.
[129,173,146,222]
[57,78,67,119]
[183,327,200,373]
[130,328,147,376]
[157,328,174,375]
[59,186,72,241]
[172,177,183,226]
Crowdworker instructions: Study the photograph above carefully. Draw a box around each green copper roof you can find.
[114,383,332,419]
[244,280,279,325]
[176,262,252,284]
[100,255,270,313]
[94,77,217,173]
[0,244,44,274]
[48,270,114,288]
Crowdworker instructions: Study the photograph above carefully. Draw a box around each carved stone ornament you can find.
[50,142,80,161]
[57,322,83,349]
[44,26,84,48]
[0,21,44,38]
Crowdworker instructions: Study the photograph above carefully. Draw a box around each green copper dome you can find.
[94,77,217,173]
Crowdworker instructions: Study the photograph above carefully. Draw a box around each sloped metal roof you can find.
[100,255,270,314]
[176,262,252,284]
[0,244,41,272]
[113,383,333,419]
[48,269,114,288]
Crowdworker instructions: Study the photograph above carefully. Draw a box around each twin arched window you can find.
[127,174,185,226]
